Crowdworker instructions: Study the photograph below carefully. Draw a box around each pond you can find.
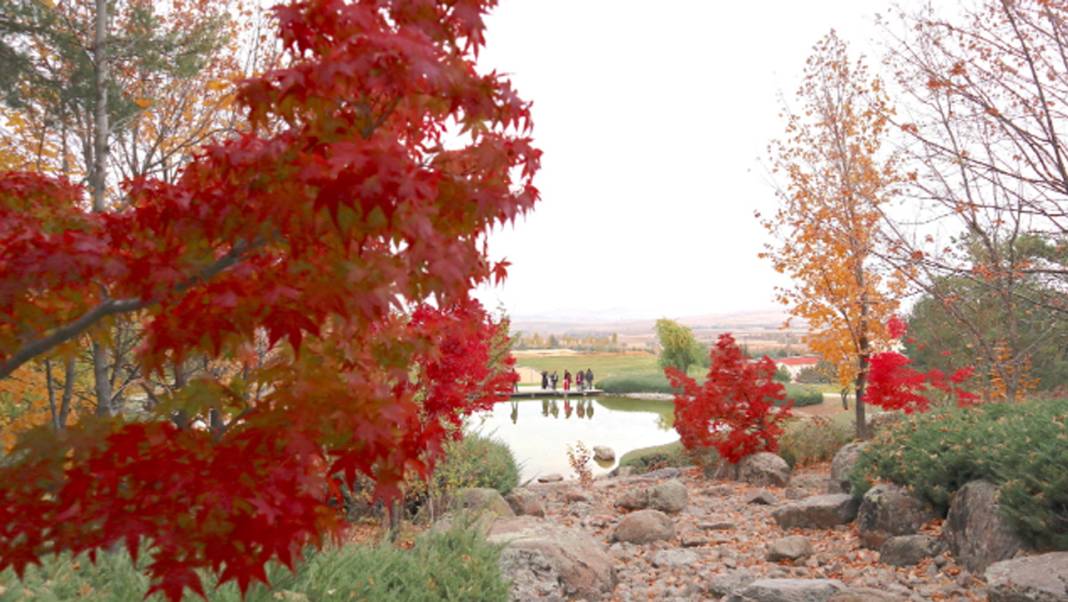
[468,396,678,483]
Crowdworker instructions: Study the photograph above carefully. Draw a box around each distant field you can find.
[514,351,829,398]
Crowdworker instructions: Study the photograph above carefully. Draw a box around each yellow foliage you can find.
[762,31,906,398]
[0,365,51,451]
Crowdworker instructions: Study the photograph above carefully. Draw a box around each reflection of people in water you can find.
[510,400,519,424]
[586,399,595,419]
[563,399,573,419]
[550,399,559,418]
[541,399,549,417]
[576,399,586,418]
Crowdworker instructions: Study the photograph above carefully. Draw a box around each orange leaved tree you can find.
[761,31,904,439]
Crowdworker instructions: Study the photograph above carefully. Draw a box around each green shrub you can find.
[0,524,508,602]
[618,440,694,473]
[783,385,824,407]
[599,374,675,394]
[773,365,792,383]
[850,398,1068,550]
[778,414,853,468]
[434,432,519,495]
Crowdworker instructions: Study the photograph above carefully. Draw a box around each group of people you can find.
[539,368,595,392]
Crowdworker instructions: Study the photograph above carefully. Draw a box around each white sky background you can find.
[473,0,909,321]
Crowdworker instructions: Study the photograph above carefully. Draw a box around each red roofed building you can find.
[775,356,819,378]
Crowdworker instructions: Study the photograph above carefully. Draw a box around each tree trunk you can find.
[90,0,112,415]
[93,340,113,416]
[855,353,869,440]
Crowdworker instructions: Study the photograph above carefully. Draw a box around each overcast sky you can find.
[472,1,906,321]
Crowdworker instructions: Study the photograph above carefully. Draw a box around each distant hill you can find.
[511,309,808,350]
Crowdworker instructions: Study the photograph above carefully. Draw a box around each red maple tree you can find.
[666,334,793,464]
[0,1,538,599]
[866,318,978,413]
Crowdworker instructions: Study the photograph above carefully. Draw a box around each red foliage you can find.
[0,1,537,599]
[666,334,793,464]
[866,318,978,413]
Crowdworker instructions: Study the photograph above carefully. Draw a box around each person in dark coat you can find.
[576,369,584,391]
[541,370,549,390]
[550,371,558,391]
[585,368,594,390]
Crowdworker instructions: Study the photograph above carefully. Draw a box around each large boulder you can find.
[453,487,515,519]
[767,536,813,562]
[878,534,941,567]
[943,480,1026,573]
[738,452,792,487]
[611,509,675,544]
[856,483,938,549]
[504,489,545,518]
[828,442,867,494]
[615,488,649,510]
[772,494,860,530]
[709,569,757,598]
[648,479,688,514]
[985,552,1068,602]
[488,516,617,601]
[728,578,846,602]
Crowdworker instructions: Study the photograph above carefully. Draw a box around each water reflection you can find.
[473,396,678,482]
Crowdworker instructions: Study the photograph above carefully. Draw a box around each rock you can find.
[679,530,710,547]
[772,494,860,530]
[767,536,814,562]
[453,487,515,519]
[738,452,792,487]
[593,446,615,462]
[611,509,675,544]
[651,548,699,568]
[985,552,1068,602]
[828,588,906,602]
[747,489,780,505]
[273,592,310,602]
[943,480,1025,573]
[732,578,846,602]
[641,467,682,480]
[828,442,867,494]
[537,473,564,483]
[856,483,938,549]
[609,465,634,478]
[878,535,941,567]
[564,489,590,503]
[504,489,545,517]
[615,488,649,510]
[709,569,758,597]
[649,479,688,513]
[700,519,737,531]
[488,516,616,601]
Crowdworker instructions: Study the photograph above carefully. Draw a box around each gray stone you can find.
[611,509,675,544]
[878,535,941,567]
[943,480,1026,573]
[700,519,737,530]
[640,467,682,480]
[564,489,590,503]
[732,578,846,602]
[767,536,814,562]
[615,488,649,510]
[651,548,699,568]
[708,569,757,597]
[738,452,792,487]
[828,442,867,494]
[453,487,515,519]
[856,483,938,549]
[593,445,615,462]
[747,489,780,505]
[537,473,564,483]
[985,552,1068,602]
[504,488,545,517]
[772,494,860,530]
[649,479,689,513]
[829,588,906,601]
[489,516,617,601]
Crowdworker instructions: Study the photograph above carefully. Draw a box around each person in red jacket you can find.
[563,369,572,393]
